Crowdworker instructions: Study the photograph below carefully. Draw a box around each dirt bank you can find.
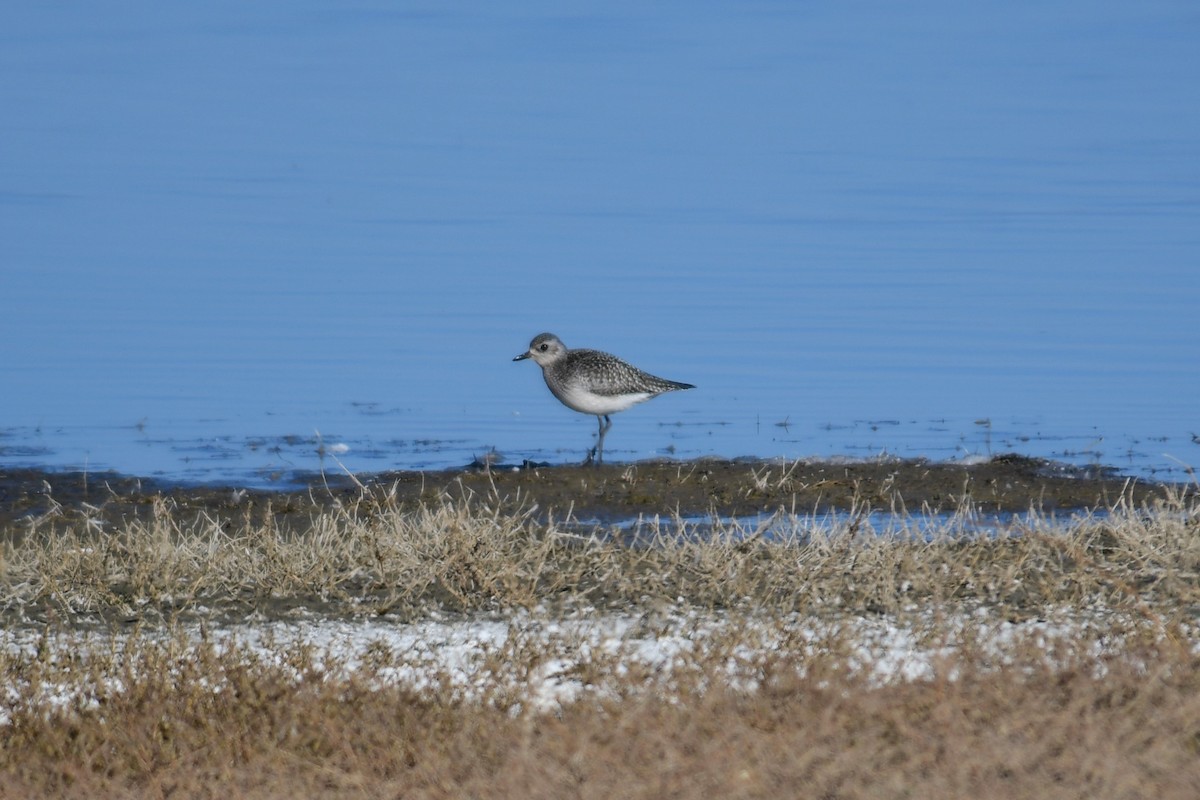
[1,454,1188,535]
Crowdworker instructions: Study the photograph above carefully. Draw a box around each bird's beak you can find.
[513,351,530,362]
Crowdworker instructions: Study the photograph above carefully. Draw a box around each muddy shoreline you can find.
[1,454,1190,534]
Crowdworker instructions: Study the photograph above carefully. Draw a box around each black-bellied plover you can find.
[513,332,695,464]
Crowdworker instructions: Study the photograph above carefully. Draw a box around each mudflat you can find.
[0,454,1187,533]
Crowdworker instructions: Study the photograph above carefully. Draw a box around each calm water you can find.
[2,2,1198,486]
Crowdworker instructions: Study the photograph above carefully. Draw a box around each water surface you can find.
[2,2,1197,485]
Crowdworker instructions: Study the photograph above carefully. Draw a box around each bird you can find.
[513,332,695,464]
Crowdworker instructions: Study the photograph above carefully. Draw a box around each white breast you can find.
[554,384,653,416]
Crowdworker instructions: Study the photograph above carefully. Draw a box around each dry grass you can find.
[1,482,1197,623]
[0,618,1198,799]
[0,480,1197,798]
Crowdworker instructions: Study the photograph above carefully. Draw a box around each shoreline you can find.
[1,453,1191,532]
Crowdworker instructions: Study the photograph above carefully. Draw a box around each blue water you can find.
[2,2,1198,486]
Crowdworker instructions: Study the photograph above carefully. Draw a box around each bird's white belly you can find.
[554,384,652,416]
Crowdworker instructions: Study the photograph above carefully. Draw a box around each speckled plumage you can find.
[514,332,694,463]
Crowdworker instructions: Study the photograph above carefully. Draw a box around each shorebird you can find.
[513,332,694,464]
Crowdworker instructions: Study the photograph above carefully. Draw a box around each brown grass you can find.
[0,480,1197,798]
[1,483,1197,623]
[0,620,1197,799]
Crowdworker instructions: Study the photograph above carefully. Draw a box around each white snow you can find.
[3,605,1192,724]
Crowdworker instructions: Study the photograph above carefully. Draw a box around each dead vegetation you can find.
[0,468,1197,798]
[0,614,1198,799]
[1,478,1197,624]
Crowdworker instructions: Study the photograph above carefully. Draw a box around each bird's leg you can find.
[584,415,613,466]
[596,415,612,464]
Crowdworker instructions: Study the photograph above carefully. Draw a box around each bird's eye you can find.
[538,343,549,351]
